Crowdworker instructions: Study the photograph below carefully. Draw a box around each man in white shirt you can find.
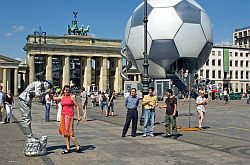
[196,90,208,130]
[80,87,88,121]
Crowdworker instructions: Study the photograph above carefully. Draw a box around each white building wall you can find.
[198,46,250,93]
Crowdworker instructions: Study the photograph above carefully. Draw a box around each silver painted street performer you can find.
[19,80,53,156]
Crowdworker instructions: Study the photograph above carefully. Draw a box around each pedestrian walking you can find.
[90,92,96,107]
[44,91,51,122]
[100,92,108,116]
[80,87,88,121]
[142,87,158,137]
[53,85,82,154]
[0,86,5,124]
[223,87,229,104]
[160,89,177,138]
[122,88,140,137]
[180,68,184,80]
[4,90,14,123]
[196,90,208,130]
[107,91,116,117]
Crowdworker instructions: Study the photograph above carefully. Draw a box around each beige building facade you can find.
[24,35,123,92]
[0,55,21,96]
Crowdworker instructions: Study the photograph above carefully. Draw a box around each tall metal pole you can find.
[140,0,150,126]
[188,71,191,128]
[34,27,46,81]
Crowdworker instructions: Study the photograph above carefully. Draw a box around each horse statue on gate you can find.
[67,12,90,36]
[79,25,90,36]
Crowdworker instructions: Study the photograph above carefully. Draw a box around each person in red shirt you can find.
[53,85,81,154]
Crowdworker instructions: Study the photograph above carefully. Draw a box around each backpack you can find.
[41,96,46,105]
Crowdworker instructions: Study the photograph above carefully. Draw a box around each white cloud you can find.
[215,40,232,46]
[12,25,25,32]
[5,32,12,37]
[89,33,97,38]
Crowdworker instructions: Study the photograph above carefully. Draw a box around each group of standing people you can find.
[0,86,14,124]
[15,79,209,155]
[122,87,178,138]
[90,91,116,117]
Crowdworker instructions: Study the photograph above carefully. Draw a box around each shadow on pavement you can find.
[46,144,96,154]
[81,145,96,152]
[46,145,65,154]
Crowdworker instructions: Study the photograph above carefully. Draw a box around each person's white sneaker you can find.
[149,134,154,137]
[0,121,5,124]
[142,134,147,137]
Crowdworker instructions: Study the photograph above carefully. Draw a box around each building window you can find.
[235,52,238,57]
[240,60,244,67]
[218,51,221,56]
[246,71,249,79]
[206,70,209,78]
[244,31,247,37]
[212,60,215,66]
[235,83,239,92]
[235,61,238,67]
[206,60,209,66]
[218,70,221,79]
[235,71,238,79]
[246,53,249,57]
[246,61,249,67]
[230,71,233,79]
[200,69,203,77]
[230,60,232,67]
[212,51,215,56]
[218,59,221,66]
[230,52,232,56]
[240,53,243,57]
[212,70,215,78]
[241,71,244,79]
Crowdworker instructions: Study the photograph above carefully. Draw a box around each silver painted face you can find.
[125,0,213,78]
[43,80,53,90]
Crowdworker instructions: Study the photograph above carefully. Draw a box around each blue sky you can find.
[0,0,250,62]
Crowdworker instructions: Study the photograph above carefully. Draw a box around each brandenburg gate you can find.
[24,34,122,92]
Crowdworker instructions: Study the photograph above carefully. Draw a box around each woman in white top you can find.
[55,89,62,122]
[196,90,208,130]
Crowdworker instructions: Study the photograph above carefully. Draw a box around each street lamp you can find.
[34,27,46,81]
[140,0,150,126]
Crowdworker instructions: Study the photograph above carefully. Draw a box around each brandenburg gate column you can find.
[2,68,7,93]
[62,56,70,87]
[28,54,35,83]
[83,57,92,90]
[114,57,123,92]
[14,68,19,96]
[99,57,107,92]
[46,55,53,81]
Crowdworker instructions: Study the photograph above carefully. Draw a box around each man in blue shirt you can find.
[122,88,140,137]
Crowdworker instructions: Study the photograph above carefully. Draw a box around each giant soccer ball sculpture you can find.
[124,0,213,79]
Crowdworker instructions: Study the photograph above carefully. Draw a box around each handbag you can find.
[175,110,179,117]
